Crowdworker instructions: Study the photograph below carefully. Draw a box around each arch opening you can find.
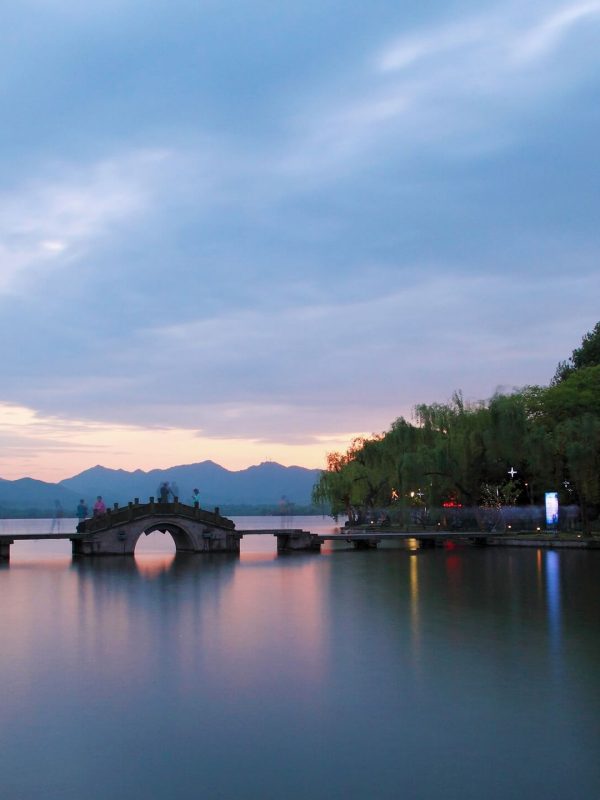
[135,530,176,555]
[134,522,195,555]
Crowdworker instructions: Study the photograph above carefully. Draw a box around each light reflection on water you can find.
[1,520,600,799]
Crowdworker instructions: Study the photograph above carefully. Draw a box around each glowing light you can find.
[545,492,559,528]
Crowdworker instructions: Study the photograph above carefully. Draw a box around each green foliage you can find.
[535,366,600,423]
[552,321,600,383]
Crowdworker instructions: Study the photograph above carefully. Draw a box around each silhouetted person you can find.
[280,495,291,528]
[76,499,88,523]
[170,481,179,501]
[159,482,170,503]
[190,488,201,507]
[93,496,106,516]
[51,500,64,532]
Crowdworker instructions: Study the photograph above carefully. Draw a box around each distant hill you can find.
[58,461,322,508]
[0,461,324,516]
[0,477,81,515]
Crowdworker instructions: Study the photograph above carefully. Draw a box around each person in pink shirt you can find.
[93,495,106,516]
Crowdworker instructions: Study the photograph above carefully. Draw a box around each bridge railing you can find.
[77,499,235,533]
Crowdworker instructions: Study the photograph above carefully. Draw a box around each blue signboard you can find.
[545,492,559,528]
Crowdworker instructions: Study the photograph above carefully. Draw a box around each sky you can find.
[1,0,599,482]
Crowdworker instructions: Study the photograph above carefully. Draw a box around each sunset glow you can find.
[0,401,367,481]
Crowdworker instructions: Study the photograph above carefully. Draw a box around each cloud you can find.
[512,2,600,62]
[0,401,360,481]
[0,149,168,294]
[5,261,595,441]
[377,18,488,72]
[0,1,598,478]
[377,3,600,76]
[278,1,600,177]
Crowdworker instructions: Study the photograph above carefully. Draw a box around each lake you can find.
[1,516,600,799]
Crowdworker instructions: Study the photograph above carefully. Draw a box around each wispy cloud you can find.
[512,1,600,62]
[377,17,488,73]
[0,149,168,293]
[279,2,600,176]
[376,3,600,75]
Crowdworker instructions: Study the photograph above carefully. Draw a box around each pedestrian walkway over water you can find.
[2,501,597,561]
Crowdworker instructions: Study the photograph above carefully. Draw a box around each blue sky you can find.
[1,0,599,480]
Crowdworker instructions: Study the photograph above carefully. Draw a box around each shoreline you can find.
[346,527,600,549]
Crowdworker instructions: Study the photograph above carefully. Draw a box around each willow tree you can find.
[414,392,497,504]
[312,436,387,522]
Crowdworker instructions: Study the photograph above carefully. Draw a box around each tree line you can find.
[312,322,600,534]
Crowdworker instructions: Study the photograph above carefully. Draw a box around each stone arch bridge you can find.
[73,500,241,556]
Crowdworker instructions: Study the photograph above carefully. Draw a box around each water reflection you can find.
[2,534,600,799]
[135,553,176,578]
[536,547,543,599]
[545,550,563,663]
[409,553,422,675]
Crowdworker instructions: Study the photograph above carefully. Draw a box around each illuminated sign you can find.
[545,492,559,528]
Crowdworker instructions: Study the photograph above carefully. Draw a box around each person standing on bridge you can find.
[279,495,291,528]
[170,481,179,501]
[190,488,201,507]
[93,496,106,516]
[158,482,170,503]
[76,499,88,523]
[51,500,64,532]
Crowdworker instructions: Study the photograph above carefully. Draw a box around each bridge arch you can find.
[73,502,240,556]
[135,521,196,554]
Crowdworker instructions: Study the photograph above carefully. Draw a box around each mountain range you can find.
[0,461,323,515]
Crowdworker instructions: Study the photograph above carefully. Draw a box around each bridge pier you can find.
[352,538,380,549]
[276,531,321,553]
[0,539,12,560]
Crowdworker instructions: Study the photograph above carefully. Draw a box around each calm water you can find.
[1,517,600,799]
